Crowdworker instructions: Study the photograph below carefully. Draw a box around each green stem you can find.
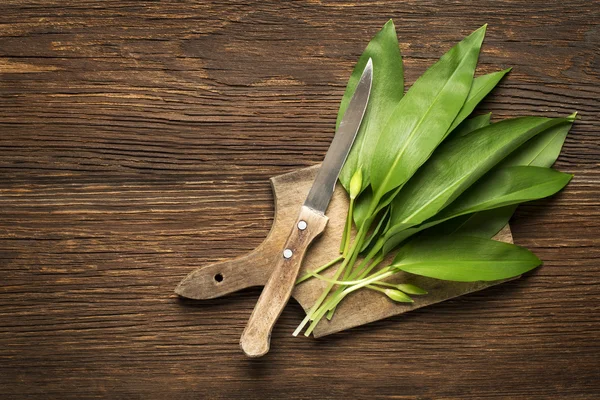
[349,239,385,279]
[304,269,395,336]
[341,192,385,279]
[323,267,393,313]
[359,206,390,253]
[312,272,392,332]
[325,227,370,321]
[338,198,351,254]
[295,255,344,285]
[371,281,398,288]
[324,242,384,320]
[302,270,390,286]
[325,198,388,321]
[355,253,385,280]
[366,284,388,293]
[293,193,383,336]
[343,198,355,256]
[293,223,370,335]
[324,308,335,321]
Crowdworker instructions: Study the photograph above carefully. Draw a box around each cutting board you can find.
[175,164,514,337]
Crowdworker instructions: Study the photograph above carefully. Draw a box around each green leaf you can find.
[383,165,571,254]
[369,25,486,200]
[352,184,400,229]
[379,116,573,255]
[498,115,575,168]
[450,112,491,137]
[385,116,572,237]
[447,69,510,134]
[360,206,390,253]
[431,117,575,238]
[352,186,373,228]
[428,205,516,238]
[435,166,572,219]
[338,19,404,194]
[381,226,422,255]
[391,236,542,282]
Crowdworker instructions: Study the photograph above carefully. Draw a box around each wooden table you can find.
[1,1,599,398]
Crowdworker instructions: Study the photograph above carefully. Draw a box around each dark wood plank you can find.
[0,1,598,398]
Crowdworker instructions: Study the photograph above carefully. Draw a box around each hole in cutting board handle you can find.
[214,273,224,283]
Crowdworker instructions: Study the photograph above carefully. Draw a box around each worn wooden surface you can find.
[1,1,599,399]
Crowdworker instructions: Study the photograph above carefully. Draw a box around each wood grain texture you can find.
[176,164,514,338]
[0,1,598,399]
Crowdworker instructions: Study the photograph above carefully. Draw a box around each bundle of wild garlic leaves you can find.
[294,21,575,336]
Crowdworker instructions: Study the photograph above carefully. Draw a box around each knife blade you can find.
[240,59,373,357]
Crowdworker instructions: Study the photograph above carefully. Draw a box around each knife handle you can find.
[240,205,328,357]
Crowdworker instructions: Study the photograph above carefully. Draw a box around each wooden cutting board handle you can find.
[175,166,331,300]
[174,246,274,300]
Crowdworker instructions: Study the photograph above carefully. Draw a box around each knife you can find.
[240,59,373,357]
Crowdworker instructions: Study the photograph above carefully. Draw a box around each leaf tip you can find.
[528,252,543,269]
[381,19,396,33]
[567,112,578,122]
[468,24,488,44]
